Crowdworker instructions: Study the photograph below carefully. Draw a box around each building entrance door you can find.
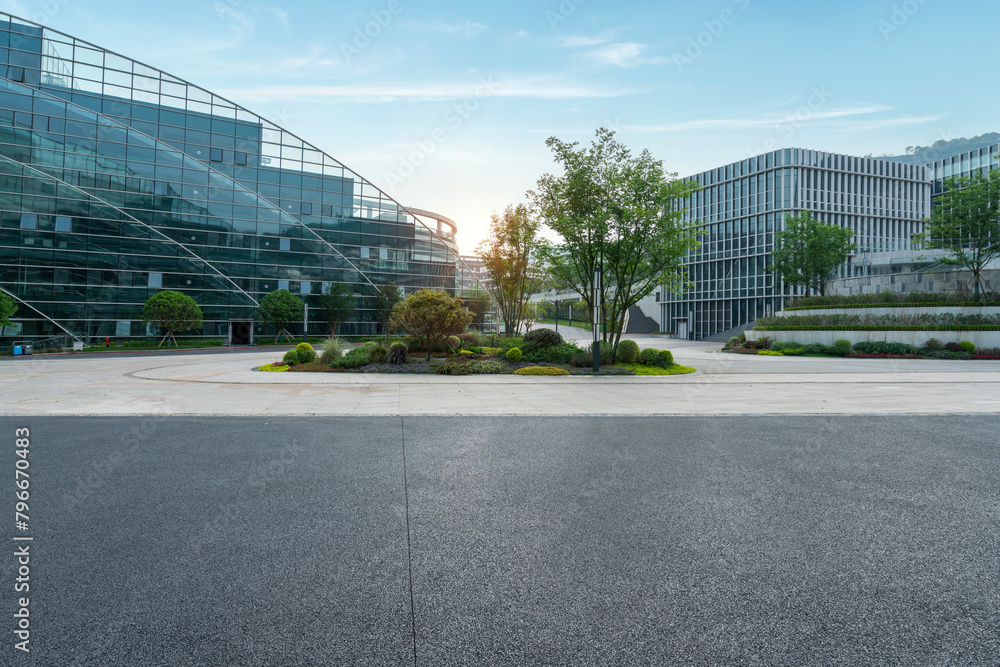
[229,321,253,346]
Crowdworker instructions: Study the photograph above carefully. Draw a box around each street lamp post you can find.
[592,268,601,374]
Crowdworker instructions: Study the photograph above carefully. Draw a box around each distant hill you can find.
[884,132,1000,165]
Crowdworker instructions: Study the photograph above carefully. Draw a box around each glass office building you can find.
[0,14,484,343]
[661,149,931,340]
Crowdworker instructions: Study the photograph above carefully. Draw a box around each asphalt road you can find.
[2,416,998,665]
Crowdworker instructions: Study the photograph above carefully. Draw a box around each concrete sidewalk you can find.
[3,340,1000,415]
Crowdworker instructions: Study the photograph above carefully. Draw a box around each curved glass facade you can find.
[0,14,485,341]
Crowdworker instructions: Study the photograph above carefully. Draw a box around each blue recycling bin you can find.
[12,344,21,355]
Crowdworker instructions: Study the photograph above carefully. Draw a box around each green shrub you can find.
[655,350,674,367]
[520,342,582,364]
[388,342,408,365]
[770,341,802,352]
[725,334,746,350]
[617,339,640,364]
[446,335,462,353]
[500,337,525,351]
[569,351,592,367]
[959,341,976,353]
[922,338,943,351]
[513,366,570,376]
[362,341,379,349]
[282,342,317,365]
[638,348,660,365]
[923,350,973,360]
[470,360,506,374]
[458,332,481,348]
[824,339,851,356]
[369,345,388,363]
[506,347,522,362]
[481,333,502,347]
[852,341,920,355]
[523,328,564,347]
[745,337,771,350]
[319,337,345,365]
[781,347,807,356]
[758,350,783,356]
[295,342,316,361]
[333,349,372,369]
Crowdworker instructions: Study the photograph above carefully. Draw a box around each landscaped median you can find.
[254,328,696,377]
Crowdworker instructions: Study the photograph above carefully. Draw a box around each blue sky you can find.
[5,0,998,252]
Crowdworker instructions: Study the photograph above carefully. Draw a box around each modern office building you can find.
[659,148,933,340]
[0,13,485,343]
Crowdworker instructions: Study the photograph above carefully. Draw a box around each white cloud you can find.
[557,35,608,48]
[219,75,641,103]
[622,106,921,133]
[588,42,666,68]
[420,20,488,37]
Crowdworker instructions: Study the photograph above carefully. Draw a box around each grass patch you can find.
[618,363,697,376]
[535,318,593,331]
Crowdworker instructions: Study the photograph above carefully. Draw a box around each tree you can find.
[477,204,544,337]
[318,282,356,335]
[0,291,16,334]
[141,290,204,347]
[917,168,1000,299]
[531,127,700,348]
[464,291,492,331]
[390,289,472,361]
[520,301,539,333]
[259,289,304,343]
[769,212,856,296]
[372,283,402,340]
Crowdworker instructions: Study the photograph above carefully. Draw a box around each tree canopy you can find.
[318,282,355,335]
[372,283,402,340]
[390,289,472,361]
[917,168,1000,298]
[141,290,204,347]
[0,291,17,332]
[476,204,544,336]
[531,127,700,347]
[258,289,304,342]
[769,212,855,296]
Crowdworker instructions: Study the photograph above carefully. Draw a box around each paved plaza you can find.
[3,337,1000,416]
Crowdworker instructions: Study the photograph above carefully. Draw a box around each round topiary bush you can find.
[282,342,316,365]
[617,339,639,364]
[960,341,976,353]
[656,349,674,367]
[388,342,408,365]
[523,328,563,347]
[638,348,660,365]
[370,345,388,363]
[294,342,316,362]
[446,335,462,352]
[506,347,522,362]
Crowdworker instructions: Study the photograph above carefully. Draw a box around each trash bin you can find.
[12,344,21,356]
[22,343,32,356]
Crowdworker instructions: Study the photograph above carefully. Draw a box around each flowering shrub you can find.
[513,366,570,376]
[259,362,290,371]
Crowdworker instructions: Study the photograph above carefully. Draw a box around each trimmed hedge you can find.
[754,325,1000,331]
